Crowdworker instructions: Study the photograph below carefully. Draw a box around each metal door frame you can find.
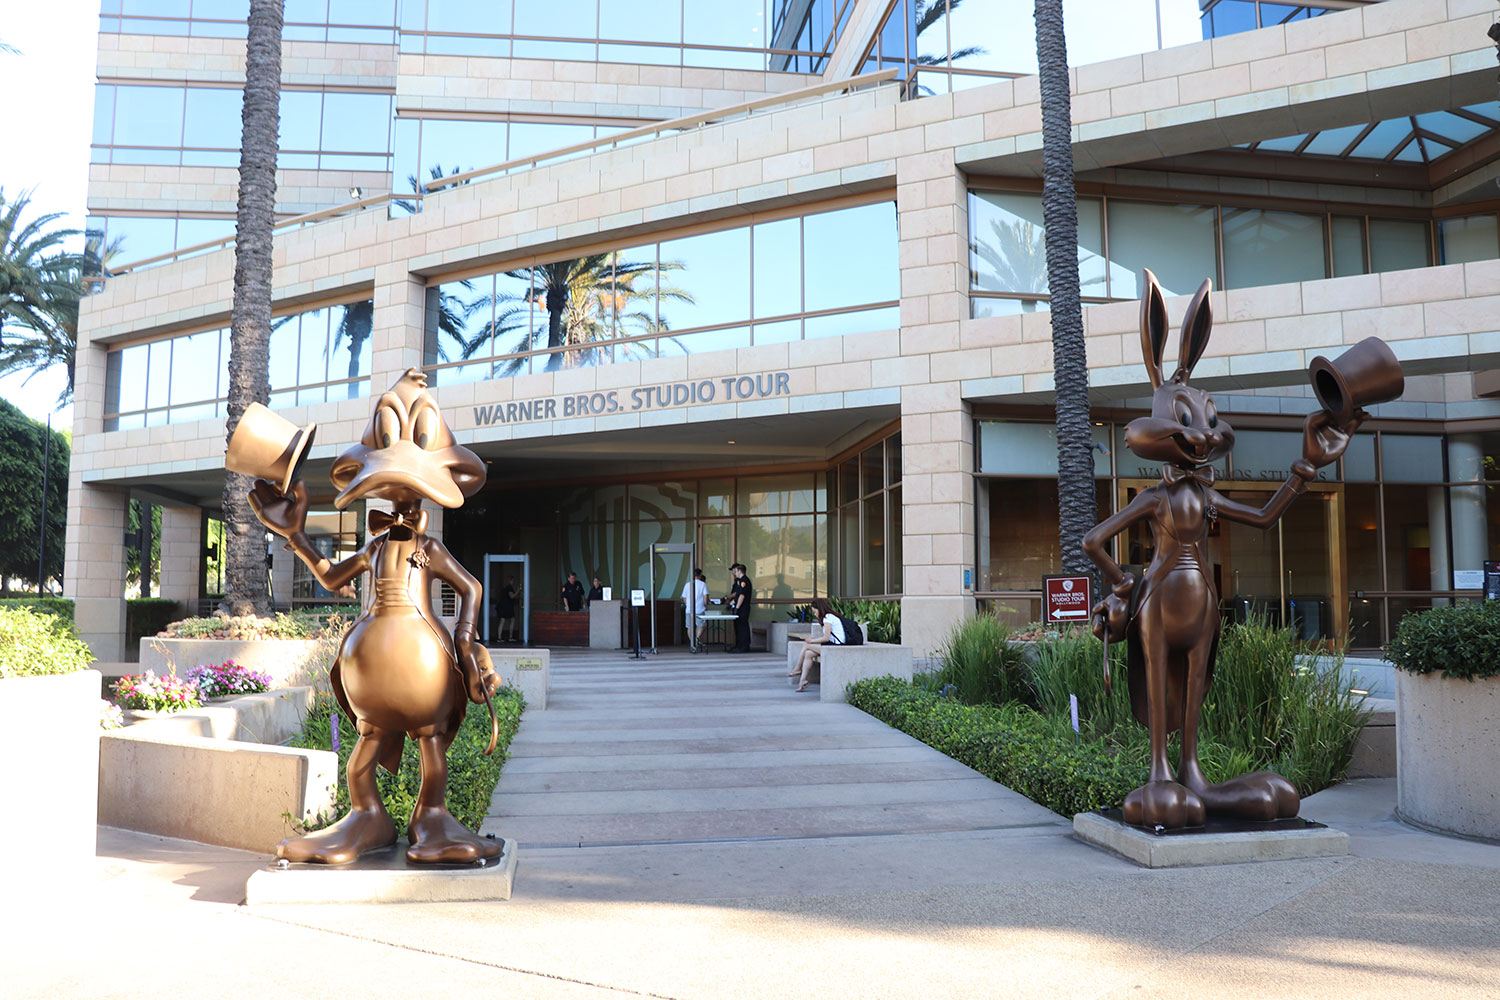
[483,553,530,645]
[647,542,696,654]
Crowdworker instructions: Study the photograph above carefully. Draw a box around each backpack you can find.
[833,614,864,646]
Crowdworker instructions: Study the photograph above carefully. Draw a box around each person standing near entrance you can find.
[682,568,709,651]
[496,576,518,643]
[562,572,585,612]
[728,562,753,652]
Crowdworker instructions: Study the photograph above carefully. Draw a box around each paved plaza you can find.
[9,650,1500,999]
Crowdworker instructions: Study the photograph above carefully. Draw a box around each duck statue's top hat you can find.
[1308,337,1405,427]
[225,402,317,496]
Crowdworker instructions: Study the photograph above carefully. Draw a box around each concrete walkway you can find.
[9,648,1500,999]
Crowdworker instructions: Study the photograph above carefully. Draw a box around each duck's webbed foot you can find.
[406,806,502,864]
[276,808,397,865]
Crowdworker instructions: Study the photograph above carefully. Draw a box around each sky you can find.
[0,0,98,428]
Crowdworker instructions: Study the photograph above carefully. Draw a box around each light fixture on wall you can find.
[348,186,363,199]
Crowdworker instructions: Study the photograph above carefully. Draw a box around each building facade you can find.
[70,0,1500,660]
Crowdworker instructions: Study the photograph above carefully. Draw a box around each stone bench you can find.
[785,636,914,703]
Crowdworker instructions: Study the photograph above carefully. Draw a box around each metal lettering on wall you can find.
[472,372,792,427]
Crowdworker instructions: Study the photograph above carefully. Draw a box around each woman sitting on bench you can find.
[789,598,846,693]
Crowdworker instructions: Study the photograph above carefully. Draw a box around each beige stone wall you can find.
[96,34,397,88]
[88,165,394,224]
[157,505,202,609]
[71,0,1500,651]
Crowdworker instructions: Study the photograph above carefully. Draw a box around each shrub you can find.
[112,670,202,712]
[1384,600,1500,682]
[126,598,181,650]
[847,677,1250,817]
[1025,627,1132,738]
[289,687,525,832]
[161,611,326,640]
[188,659,273,700]
[932,612,1029,706]
[0,605,93,678]
[0,597,75,622]
[831,598,900,644]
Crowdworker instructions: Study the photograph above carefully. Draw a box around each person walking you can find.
[682,568,709,651]
[496,576,518,643]
[728,562,753,653]
[561,572,585,612]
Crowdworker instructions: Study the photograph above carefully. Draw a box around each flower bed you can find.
[112,670,202,712]
[188,660,272,700]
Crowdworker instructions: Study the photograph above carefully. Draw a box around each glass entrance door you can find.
[1115,480,1345,642]
[698,519,733,605]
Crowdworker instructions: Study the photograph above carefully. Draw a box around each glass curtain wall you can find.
[424,200,899,383]
[397,0,852,72]
[98,0,400,41]
[292,508,365,605]
[831,428,903,598]
[446,472,831,622]
[969,189,1498,317]
[977,418,1500,647]
[102,298,374,430]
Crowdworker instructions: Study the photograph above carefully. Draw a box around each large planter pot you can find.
[138,636,326,690]
[0,670,101,875]
[1396,670,1500,842]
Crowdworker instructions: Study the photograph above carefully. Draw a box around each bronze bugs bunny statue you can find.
[1083,270,1400,830]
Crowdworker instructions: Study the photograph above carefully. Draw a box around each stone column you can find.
[370,263,427,387]
[1427,485,1450,598]
[1447,433,1488,586]
[894,147,975,657]
[64,477,129,662]
[157,505,203,615]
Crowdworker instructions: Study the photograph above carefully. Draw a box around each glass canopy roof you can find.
[1236,105,1500,164]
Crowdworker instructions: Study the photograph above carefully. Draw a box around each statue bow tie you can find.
[368,509,429,536]
[1163,465,1215,486]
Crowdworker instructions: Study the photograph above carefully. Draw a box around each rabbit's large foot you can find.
[1124,780,1205,829]
[1186,769,1300,822]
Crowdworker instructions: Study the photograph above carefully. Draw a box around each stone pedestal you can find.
[245,839,517,904]
[488,646,550,710]
[1073,810,1349,867]
[1396,670,1500,841]
[589,599,621,649]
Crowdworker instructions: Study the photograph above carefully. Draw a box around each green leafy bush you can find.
[830,598,900,644]
[0,597,75,622]
[0,605,93,678]
[1025,627,1131,737]
[931,612,1030,706]
[290,687,525,832]
[1384,600,1500,681]
[847,677,1250,817]
[162,611,325,640]
[126,598,180,650]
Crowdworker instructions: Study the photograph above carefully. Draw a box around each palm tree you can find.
[0,189,75,347]
[222,0,283,617]
[1034,0,1097,578]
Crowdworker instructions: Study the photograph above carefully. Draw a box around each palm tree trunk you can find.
[1034,0,1097,578]
[222,0,283,616]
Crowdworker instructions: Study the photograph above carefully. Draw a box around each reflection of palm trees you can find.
[909,0,986,96]
[972,216,1105,305]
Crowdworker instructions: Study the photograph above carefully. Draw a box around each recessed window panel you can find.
[513,0,594,44]
[1382,434,1445,483]
[610,246,658,339]
[657,327,751,357]
[433,275,495,362]
[1331,216,1366,277]
[1415,112,1489,146]
[1349,118,1412,160]
[329,302,373,382]
[105,216,178,264]
[753,319,800,343]
[169,329,219,405]
[1438,214,1499,265]
[803,306,898,340]
[753,218,800,319]
[113,85,185,148]
[507,122,592,162]
[145,339,172,410]
[1368,218,1429,273]
[283,0,327,24]
[1302,125,1366,157]
[321,93,391,154]
[493,270,533,355]
[114,345,149,415]
[279,90,323,151]
[659,227,750,333]
[804,202,897,312]
[426,0,511,34]
[269,316,299,391]
[599,0,679,44]
[297,308,332,387]
[1106,201,1218,298]
[193,0,248,19]
[970,191,1107,297]
[330,0,394,25]
[1222,208,1327,289]
[92,85,115,145]
[414,118,509,175]
[684,0,766,49]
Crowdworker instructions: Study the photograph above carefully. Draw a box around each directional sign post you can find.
[1043,575,1093,627]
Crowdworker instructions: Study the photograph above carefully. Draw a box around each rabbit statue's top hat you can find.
[225,402,317,496]
[1309,337,1404,427]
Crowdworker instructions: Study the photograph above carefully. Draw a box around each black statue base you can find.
[1096,807,1328,838]
[1074,809,1347,868]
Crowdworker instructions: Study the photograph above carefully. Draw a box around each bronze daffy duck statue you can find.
[235,369,502,864]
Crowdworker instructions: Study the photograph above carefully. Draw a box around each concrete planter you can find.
[139,636,327,690]
[1396,670,1500,842]
[0,670,100,876]
[768,621,813,656]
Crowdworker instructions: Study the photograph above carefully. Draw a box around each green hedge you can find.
[0,597,74,622]
[1385,600,1500,681]
[830,598,900,644]
[846,676,1250,818]
[289,687,525,832]
[0,606,94,678]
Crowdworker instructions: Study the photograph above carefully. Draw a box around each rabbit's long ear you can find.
[1174,278,1214,382]
[1139,269,1168,389]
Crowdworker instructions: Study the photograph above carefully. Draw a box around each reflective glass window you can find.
[1368,218,1430,273]
[269,315,299,391]
[684,0,767,50]
[105,216,178,264]
[279,90,323,151]
[297,308,332,387]
[114,344,149,414]
[970,191,1107,297]
[1222,208,1327,289]
[145,339,172,409]
[329,301,373,383]
[169,329,219,404]
[1381,434,1445,483]
[753,217,800,319]
[658,227,750,333]
[1438,214,1499,265]
[1106,201,1219,298]
[321,93,391,153]
[113,85,185,147]
[92,85,115,146]
[1331,216,1366,277]
[175,218,236,251]
[804,202,898,312]
[183,87,242,150]
[507,122,592,162]
[414,118,509,176]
